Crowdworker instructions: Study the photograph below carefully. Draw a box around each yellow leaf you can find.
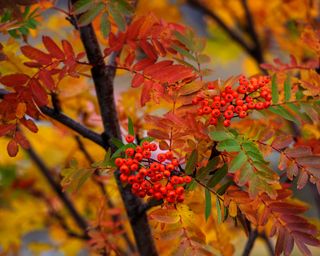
[229,201,237,217]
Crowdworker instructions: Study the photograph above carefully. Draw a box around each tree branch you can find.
[187,0,253,56]
[75,136,137,254]
[242,229,259,256]
[70,2,158,254]
[240,0,264,64]
[26,144,89,238]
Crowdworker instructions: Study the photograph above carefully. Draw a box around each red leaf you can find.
[15,131,30,149]
[20,118,38,133]
[7,139,18,157]
[0,124,16,137]
[140,39,158,60]
[24,61,43,68]
[62,40,75,60]
[143,60,173,76]
[132,58,156,71]
[30,79,48,106]
[42,36,65,60]
[151,39,166,57]
[285,146,313,158]
[131,73,144,88]
[39,69,55,90]
[0,73,29,87]
[140,80,152,106]
[271,135,293,150]
[21,45,52,65]
[296,156,320,168]
[297,171,309,190]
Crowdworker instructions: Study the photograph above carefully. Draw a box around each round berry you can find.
[125,135,134,143]
[125,148,135,157]
[115,158,124,167]
[183,176,192,183]
[223,119,231,127]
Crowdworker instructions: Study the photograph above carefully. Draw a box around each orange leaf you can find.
[21,45,52,65]
[20,118,38,133]
[0,124,16,137]
[39,69,55,90]
[16,102,27,119]
[42,36,65,60]
[62,40,75,60]
[15,131,30,149]
[132,58,156,71]
[7,139,18,157]
[0,73,29,87]
[131,73,144,88]
[30,79,48,106]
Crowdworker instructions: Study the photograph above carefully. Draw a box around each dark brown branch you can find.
[242,229,259,256]
[26,144,89,237]
[187,0,253,56]
[40,106,106,148]
[29,187,88,240]
[70,3,158,253]
[75,136,137,253]
[240,0,264,64]
[260,233,275,256]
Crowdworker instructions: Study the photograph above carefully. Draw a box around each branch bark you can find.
[242,229,258,256]
[70,2,158,255]
[26,144,89,237]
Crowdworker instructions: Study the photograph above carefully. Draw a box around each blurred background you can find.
[0,0,320,255]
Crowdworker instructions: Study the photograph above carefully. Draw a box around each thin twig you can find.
[26,144,89,238]
[242,229,259,256]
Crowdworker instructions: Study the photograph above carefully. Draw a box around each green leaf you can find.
[210,130,234,141]
[185,179,197,191]
[112,143,136,158]
[216,197,222,224]
[271,74,279,104]
[197,157,220,179]
[100,12,110,37]
[171,44,196,61]
[78,2,104,26]
[111,137,124,148]
[108,3,126,31]
[284,75,291,101]
[173,31,194,51]
[73,0,95,15]
[116,0,134,15]
[216,139,240,152]
[269,106,299,124]
[128,117,134,135]
[185,150,198,175]
[217,181,234,195]
[140,137,154,143]
[207,164,227,188]
[229,151,246,173]
[205,188,212,221]
[295,88,304,100]
[0,165,16,187]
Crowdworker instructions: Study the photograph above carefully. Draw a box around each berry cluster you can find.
[115,135,192,203]
[192,75,272,127]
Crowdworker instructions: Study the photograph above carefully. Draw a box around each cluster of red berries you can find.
[115,135,192,203]
[192,75,272,127]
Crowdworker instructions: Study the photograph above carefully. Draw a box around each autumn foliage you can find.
[0,0,320,256]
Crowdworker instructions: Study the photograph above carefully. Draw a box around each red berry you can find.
[157,153,166,162]
[239,111,247,118]
[203,106,212,114]
[225,94,234,102]
[236,99,244,106]
[139,168,147,177]
[120,165,130,175]
[149,143,158,151]
[128,176,136,184]
[176,186,184,195]
[183,176,192,183]
[209,117,217,125]
[142,150,151,158]
[125,148,135,156]
[142,141,150,149]
[224,110,234,119]
[211,109,221,117]
[177,194,184,203]
[165,151,173,159]
[134,153,143,161]
[115,158,124,167]
[223,119,231,127]
[130,163,139,171]
[150,162,160,171]
[125,135,134,143]
[120,174,128,182]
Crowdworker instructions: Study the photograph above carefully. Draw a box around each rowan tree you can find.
[0,0,320,256]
